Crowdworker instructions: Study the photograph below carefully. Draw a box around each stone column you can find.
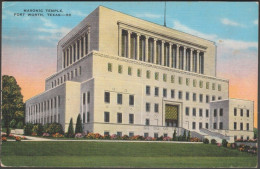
[153,38,157,64]
[83,34,86,57]
[72,44,75,63]
[169,42,172,67]
[136,33,140,60]
[75,41,78,61]
[190,48,194,72]
[183,47,187,70]
[161,40,165,66]
[197,50,200,73]
[67,48,70,66]
[145,35,149,62]
[118,28,122,56]
[87,28,90,54]
[176,44,180,69]
[79,38,82,58]
[127,31,131,58]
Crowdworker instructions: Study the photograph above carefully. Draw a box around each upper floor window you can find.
[129,114,134,124]
[186,92,189,100]
[163,88,167,98]
[171,90,175,98]
[146,70,150,79]
[108,63,112,72]
[155,87,159,97]
[178,91,182,100]
[185,107,189,116]
[199,109,203,117]
[199,81,203,88]
[206,82,209,89]
[87,91,90,104]
[128,67,132,75]
[199,94,203,102]
[240,109,243,116]
[186,78,190,86]
[104,92,110,103]
[218,84,221,91]
[117,113,122,123]
[146,86,150,95]
[212,83,216,90]
[247,110,249,117]
[234,108,237,116]
[154,103,159,113]
[146,103,150,112]
[220,108,223,116]
[206,109,209,117]
[214,109,217,117]
[118,65,123,74]
[137,69,142,77]
[193,93,196,101]
[171,75,174,83]
[129,95,134,106]
[104,112,110,122]
[178,77,182,85]
[206,95,209,103]
[155,72,159,80]
[193,108,196,116]
[83,93,86,105]
[117,93,122,104]
[193,79,197,87]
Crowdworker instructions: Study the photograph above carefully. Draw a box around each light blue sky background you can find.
[2,2,259,126]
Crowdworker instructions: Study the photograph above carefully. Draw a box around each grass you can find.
[2,141,257,168]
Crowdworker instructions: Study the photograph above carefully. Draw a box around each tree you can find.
[187,130,191,141]
[253,128,258,139]
[2,75,25,136]
[182,129,187,141]
[67,118,74,138]
[173,129,177,141]
[75,114,83,133]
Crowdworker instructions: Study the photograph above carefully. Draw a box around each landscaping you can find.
[1,141,257,167]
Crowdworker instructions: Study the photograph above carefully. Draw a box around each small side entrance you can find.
[165,104,178,127]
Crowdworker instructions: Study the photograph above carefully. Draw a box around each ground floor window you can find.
[117,132,122,137]
[104,131,110,136]
[154,133,158,138]
[144,133,149,138]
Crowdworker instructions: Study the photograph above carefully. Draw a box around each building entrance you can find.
[165,104,178,127]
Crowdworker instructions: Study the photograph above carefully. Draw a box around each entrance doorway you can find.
[165,104,178,127]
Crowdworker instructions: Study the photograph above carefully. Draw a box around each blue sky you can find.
[2,2,259,127]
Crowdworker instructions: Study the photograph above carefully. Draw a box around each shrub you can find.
[182,130,187,141]
[42,133,50,137]
[32,123,44,136]
[187,131,191,141]
[43,123,50,133]
[173,129,177,140]
[2,137,7,142]
[24,123,34,136]
[122,135,129,140]
[31,132,37,136]
[15,136,21,141]
[16,121,24,129]
[75,114,83,134]
[227,143,231,148]
[75,133,83,138]
[231,143,237,149]
[52,133,64,138]
[163,136,171,141]
[190,137,200,142]
[217,143,222,147]
[67,118,74,138]
[110,134,118,140]
[9,119,16,128]
[32,124,38,134]
[211,139,217,145]
[203,138,209,144]
[103,134,111,140]
[46,123,64,135]
[145,136,153,141]
[222,139,228,147]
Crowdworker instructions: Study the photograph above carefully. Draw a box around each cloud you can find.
[40,17,57,28]
[253,19,258,25]
[220,18,245,27]
[71,10,87,17]
[134,12,162,19]
[36,27,71,44]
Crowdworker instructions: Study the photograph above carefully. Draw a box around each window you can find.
[206,109,209,117]
[218,96,222,100]
[192,122,196,129]
[214,109,217,117]
[146,103,150,112]
[206,82,209,89]
[104,92,110,103]
[199,94,203,102]
[193,79,197,87]
[234,108,237,116]
[206,95,209,103]
[199,81,203,88]
[220,108,223,116]
[154,103,159,113]
[218,84,221,91]
[104,132,110,136]
[247,136,249,140]
[178,91,182,99]
[185,107,189,116]
[118,65,122,74]
[212,83,215,90]
[71,71,74,79]
[83,113,86,123]
[154,133,158,138]
[129,114,134,124]
[83,93,86,105]
[128,67,132,75]
[75,69,78,77]
[155,72,159,80]
[163,74,167,82]
[117,113,122,123]
[117,132,122,137]
[79,66,82,75]
[144,133,149,138]
[146,86,150,95]
[146,70,150,79]
[234,122,237,130]
[87,112,90,122]
[186,78,190,86]
[240,123,243,130]
[129,95,134,106]
[178,77,182,84]
[117,93,122,104]
[163,88,167,97]
[199,109,203,117]
[213,123,217,129]
[155,87,159,96]
[129,132,134,137]
[247,110,249,117]
[171,90,175,98]
[171,75,174,83]
[247,123,249,131]
[137,69,141,77]
[104,112,110,122]
[240,109,243,116]
[241,136,243,140]
[199,122,202,129]
[186,92,189,100]
[234,135,237,140]
[212,96,215,101]
[206,123,209,129]
[219,122,223,129]
[193,108,196,116]
[163,133,168,137]
[145,119,150,125]
[193,93,196,101]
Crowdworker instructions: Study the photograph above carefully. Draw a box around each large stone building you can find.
[25,6,254,142]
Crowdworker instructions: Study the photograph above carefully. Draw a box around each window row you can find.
[185,107,209,117]
[104,92,134,106]
[82,91,91,105]
[233,122,250,131]
[234,135,251,141]
[51,66,82,88]
[108,63,222,91]
[145,86,222,102]
[213,108,224,117]
[28,114,60,124]
[104,112,134,124]
[234,108,250,117]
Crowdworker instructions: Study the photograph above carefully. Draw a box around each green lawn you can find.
[2,141,257,168]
